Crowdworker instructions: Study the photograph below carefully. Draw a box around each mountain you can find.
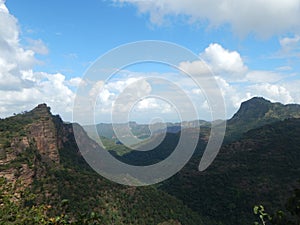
[225,97,300,142]
[0,104,208,225]
[83,120,208,147]
[101,97,300,158]
[114,97,300,166]
[160,118,300,225]
[1,97,300,225]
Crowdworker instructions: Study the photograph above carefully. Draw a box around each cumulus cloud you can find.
[280,35,300,51]
[114,0,300,37]
[135,98,172,113]
[179,60,211,76]
[26,39,49,55]
[202,76,251,116]
[0,71,75,119]
[90,72,208,122]
[278,35,300,58]
[67,77,87,87]
[180,43,290,84]
[0,1,75,120]
[248,83,294,103]
[90,77,178,123]
[89,81,105,98]
[178,43,300,118]
[282,80,300,103]
[201,43,248,79]
[180,43,247,81]
[98,78,153,115]
[245,71,284,83]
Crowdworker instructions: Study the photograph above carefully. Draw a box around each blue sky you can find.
[1,0,300,123]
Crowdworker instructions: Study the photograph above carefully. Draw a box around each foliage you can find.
[253,186,300,225]
[253,205,272,225]
[159,118,300,225]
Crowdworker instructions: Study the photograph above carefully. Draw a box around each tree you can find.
[254,186,300,225]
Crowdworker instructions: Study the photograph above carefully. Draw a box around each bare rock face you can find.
[26,104,60,163]
[27,103,65,164]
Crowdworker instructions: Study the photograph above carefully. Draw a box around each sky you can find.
[1,0,300,123]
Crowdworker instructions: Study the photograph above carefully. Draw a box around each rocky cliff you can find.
[0,104,73,187]
[27,104,61,163]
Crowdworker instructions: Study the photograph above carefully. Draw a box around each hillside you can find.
[0,104,207,225]
[160,118,300,225]
[225,97,300,142]
[115,97,300,167]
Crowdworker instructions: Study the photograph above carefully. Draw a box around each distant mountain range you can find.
[84,97,300,147]
[83,120,207,147]
[0,97,300,224]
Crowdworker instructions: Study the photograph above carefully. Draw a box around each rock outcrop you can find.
[27,104,61,163]
[0,103,73,187]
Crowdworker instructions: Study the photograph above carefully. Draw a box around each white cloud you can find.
[67,77,86,87]
[0,1,76,120]
[0,72,75,119]
[282,80,300,103]
[107,78,153,114]
[135,98,171,113]
[278,35,300,57]
[180,43,289,84]
[26,39,49,55]
[245,71,283,83]
[201,43,248,79]
[91,78,151,117]
[178,43,300,119]
[276,66,293,71]
[106,77,146,92]
[179,43,248,82]
[114,0,300,37]
[213,76,252,116]
[179,60,211,76]
[89,81,105,98]
[0,0,8,13]
[280,35,300,51]
[248,83,294,103]
[91,72,207,122]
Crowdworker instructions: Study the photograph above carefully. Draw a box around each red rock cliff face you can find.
[27,104,62,164]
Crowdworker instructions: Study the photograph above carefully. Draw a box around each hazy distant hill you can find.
[86,97,300,147]
[83,120,208,146]
[113,97,300,166]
